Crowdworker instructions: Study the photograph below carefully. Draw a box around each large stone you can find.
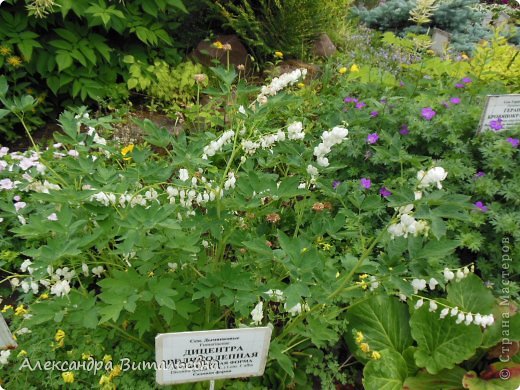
[313,33,337,57]
[191,34,250,70]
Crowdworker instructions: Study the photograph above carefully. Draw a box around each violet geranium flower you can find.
[507,137,519,148]
[360,178,371,189]
[379,187,392,197]
[367,133,379,144]
[400,124,410,135]
[474,201,488,212]
[421,107,436,121]
[489,118,503,131]
[450,97,461,104]
[332,180,341,189]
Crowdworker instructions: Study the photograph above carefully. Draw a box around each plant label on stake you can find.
[155,327,272,385]
[477,94,520,133]
[0,314,17,350]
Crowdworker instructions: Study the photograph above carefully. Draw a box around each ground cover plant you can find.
[0,42,519,388]
[0,0,520,388]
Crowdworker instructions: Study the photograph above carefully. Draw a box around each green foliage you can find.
[216,0,350,60]
[0,0,189,139]
[363,349,409,390]
[124,56,204,111]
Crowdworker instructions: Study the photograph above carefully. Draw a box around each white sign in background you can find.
[156,327,272,385]
[478,94,520,133]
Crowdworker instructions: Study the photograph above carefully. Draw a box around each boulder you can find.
[313,33,337,57]
[191,34,250,70]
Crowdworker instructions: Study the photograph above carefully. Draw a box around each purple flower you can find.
[399,81,405,87]
[475,171,485,178]
[507,137,519,148]
[367,133,379,144]
[344,97,358,103]
[332,180,341,189]
[370,111,379,118]
[474,201,488,212]
[442,101,450,108]
[380,99,387,104]
[399,124,410,135]
[455,83,464,89]
[421,107,436,121]
[462,77,472,83]
[450,97,461,104]
[360,178,371,189]
[489,118,503,131]
[355,101,366,109]
[379,187,392,197]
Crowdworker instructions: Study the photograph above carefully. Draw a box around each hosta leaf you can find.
[363,349,408,390]
[411,305,482,374]
[447,273,495,314]
[403,367,466,389]
[345,295,413,362]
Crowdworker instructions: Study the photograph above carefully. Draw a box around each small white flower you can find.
[10,277,20,287]
[14,201,27,212]
[414,191,423,200]
[456,269,465,281]
[411,278,427,294]
[439,308,449,318]
[398,293,407,302]
[251,301,263,325]
[265,289,284,302]
[179,169,189,182]
[238,105,246,115]
[67,150,79,158]
[415,299,424,309]
[450,307,459,317]
[168,262,178,271]
[428,278,438,290]
[464,313,473,325]
[443,268,455,282]
[456,312,465,324]
[91,266,104,277]
[0,350,11,365]
[20,259,33,274]
[51,280,71,297]
[306,165,318,177]
[82,263,89,276]
[429,301,438,312]
[47,213,58,221]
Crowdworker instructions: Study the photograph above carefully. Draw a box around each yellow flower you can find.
[461,53,469,61]
[338,67,347,74]
[1,305,13,313]
[360,343,370,353]
[321,243,332,251]
[7,56,23,68]
[62,371,74,383]
[103,354,112,364]
[350,64,360,73]
[81,352,92,360]
[109,364,122,379]
[121,144,134,160]
[99,374,111,385]
[274,51,283,59]
[371,351,381,360]
[297,82,305,88]
[14,304,28,316]
[18,350,28,357]
[212,41,224,49]
[40,293,49,300]
[54,329,66,348]
[0,46,11,55]
[359,274,369,280]
[355,331,364,344]
[356,280,368,290]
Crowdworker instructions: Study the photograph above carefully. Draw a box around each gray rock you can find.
[313,33,337,57]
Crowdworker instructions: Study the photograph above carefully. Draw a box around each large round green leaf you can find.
[363,349,408,390]
[447,274,495,314]
[403,367,466,389]
[345,295,413,362]
[411,305,482,374]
